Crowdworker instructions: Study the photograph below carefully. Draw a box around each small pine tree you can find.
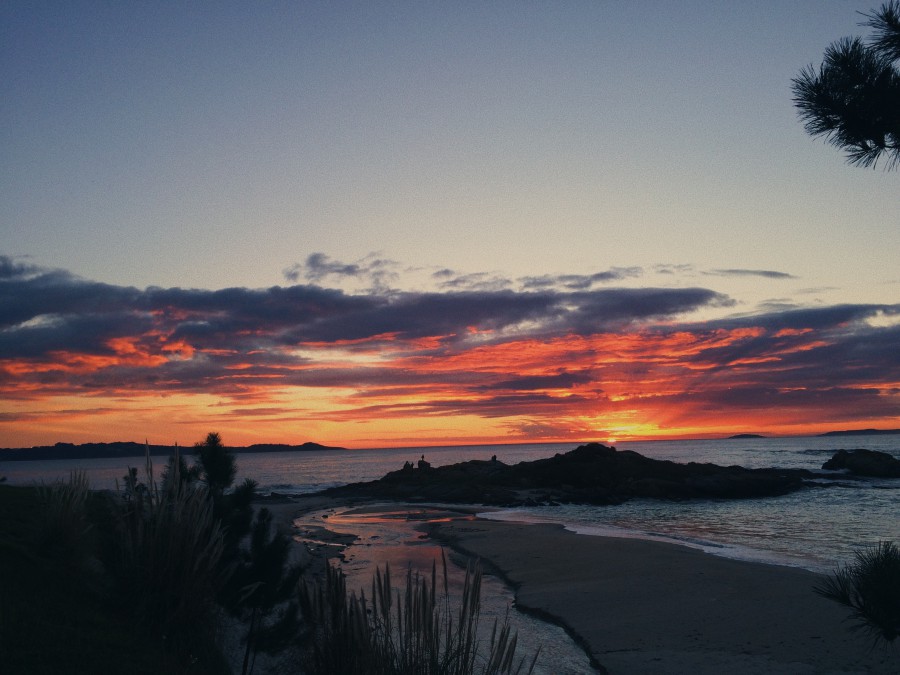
[222,507,302,675]
[195,432,237,497]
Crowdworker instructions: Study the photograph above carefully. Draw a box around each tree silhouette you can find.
[195,431,237,497]
[792,1,900,169]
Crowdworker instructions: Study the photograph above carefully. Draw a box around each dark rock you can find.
[321,442,813,507]
[822,449,900,478]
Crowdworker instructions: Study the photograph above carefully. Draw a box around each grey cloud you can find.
[0,312,154,358]
[0,255,738,364]
[706,269,797,279]
[0,266,143,329]
[283,252,400,291]
[661,386,898,423]
[315,391,604,422]
[565,287,733,331]
[482,372,594,391]
[284,253,361,282]
[292,286,727,344]
[796,286,839,295]
[707,304,898,332]
[653,264,695,275]
[519,267,643,290]
[0,255,44,280]
[434,272,513,292]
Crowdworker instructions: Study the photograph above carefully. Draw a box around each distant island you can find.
[0,440,344,461]
[818,428,900,437]
[726,429,900,440]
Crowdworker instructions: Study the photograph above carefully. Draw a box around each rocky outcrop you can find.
[322,443,814,506]
[822,449,900,478]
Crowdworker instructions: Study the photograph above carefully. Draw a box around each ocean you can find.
[2,434,898,573]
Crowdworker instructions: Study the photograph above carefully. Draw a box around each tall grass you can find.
[299,551,539,675]
[110,447,228,655]
[37,470,92,563]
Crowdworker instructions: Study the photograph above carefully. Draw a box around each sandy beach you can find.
[428,519,897,675]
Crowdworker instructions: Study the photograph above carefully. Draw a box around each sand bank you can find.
[428,519,896,674]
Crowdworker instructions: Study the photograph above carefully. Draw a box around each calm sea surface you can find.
[3,435,899,573]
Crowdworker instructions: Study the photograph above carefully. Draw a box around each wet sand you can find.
[263,496,355,579]
[268,499,896,674]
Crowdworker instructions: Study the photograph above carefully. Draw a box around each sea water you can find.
[3,435,897,573]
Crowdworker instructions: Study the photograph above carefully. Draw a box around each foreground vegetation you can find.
[0,434,538,674]
[815,541,900,649]
[0,478,221,673]
[298,554,538,675]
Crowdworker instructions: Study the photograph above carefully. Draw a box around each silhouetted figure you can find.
[491,454,497,462]
[418,454,431,469]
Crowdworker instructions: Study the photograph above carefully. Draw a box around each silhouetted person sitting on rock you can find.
[418,454,431,470]
[402,460,413,471]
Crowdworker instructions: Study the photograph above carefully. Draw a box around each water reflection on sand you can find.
[292,504,596,675]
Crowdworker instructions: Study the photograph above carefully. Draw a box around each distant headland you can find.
[0,441,344,461]
[818,428,900,437]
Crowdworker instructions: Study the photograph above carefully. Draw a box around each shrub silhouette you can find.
[815,540,900,647]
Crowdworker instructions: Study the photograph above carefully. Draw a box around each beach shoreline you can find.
[274,497,896,674]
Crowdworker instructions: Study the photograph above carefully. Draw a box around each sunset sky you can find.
[2,1,898,449]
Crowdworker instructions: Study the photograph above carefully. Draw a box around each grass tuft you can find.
[299,550,539,675]
[815,540,900,648]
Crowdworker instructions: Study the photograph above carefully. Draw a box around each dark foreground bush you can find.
[109,456,228,656]
[815,540,900,647]
[108,437,299,673]
[0,481,227,674]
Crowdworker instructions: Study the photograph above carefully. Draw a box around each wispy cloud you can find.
[283,252,400,292]
[519,267,643,290]
[706,268,798,279]
[432,270,512,292]
[653,263,695,276]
